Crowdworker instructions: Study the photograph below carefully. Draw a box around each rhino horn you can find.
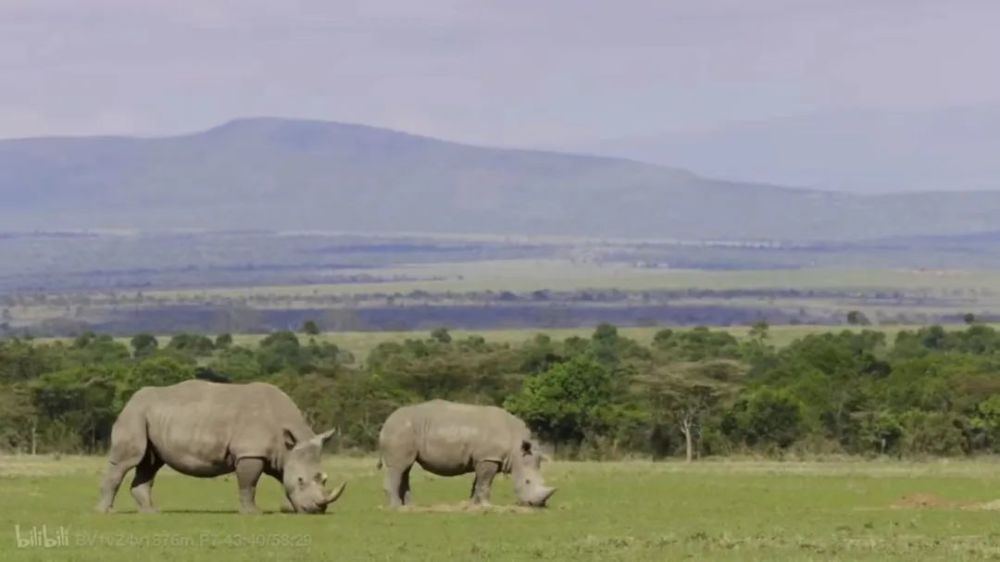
[540,487,557,505]
[321,482,347,506]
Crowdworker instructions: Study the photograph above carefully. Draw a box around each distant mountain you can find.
[2,117,1000,241]
[576,106,1000,194]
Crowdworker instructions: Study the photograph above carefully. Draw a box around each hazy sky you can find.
[3,0,999,147]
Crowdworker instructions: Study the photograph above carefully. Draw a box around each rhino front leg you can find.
[130,454,164,513]
[470,461,499,506]
[236,458,265,514]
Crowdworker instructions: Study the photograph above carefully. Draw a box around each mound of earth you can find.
[891,493,963,509]
[963,499,1000,511]
[393,502,537,514]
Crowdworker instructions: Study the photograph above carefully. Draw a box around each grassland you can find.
[145,261,1000,298]
[4,456,1000,561]
[10,258,1000,336]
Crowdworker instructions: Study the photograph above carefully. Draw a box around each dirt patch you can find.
[891,493,1000,511]
[391,502,539,514]
[891,493,965,509]
[963,499,1000,511]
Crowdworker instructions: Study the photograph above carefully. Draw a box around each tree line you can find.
[2,322,1000,460]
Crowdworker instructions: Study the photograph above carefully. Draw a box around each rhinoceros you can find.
[95,380,346,514]
[378,399,556,507]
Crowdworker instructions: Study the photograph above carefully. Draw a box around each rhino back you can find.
[126,380,312,475]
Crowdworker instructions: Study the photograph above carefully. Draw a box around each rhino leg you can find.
[470,461,499,506]
[236,458,265,514]
[401,467,413,505]
[383,463,413,508]
[96,416,149,513]
[129,451,164,513]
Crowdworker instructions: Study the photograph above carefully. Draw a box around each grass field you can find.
[146,262,1000,298]
[12,261,1000,337]
[4,456,1000,561]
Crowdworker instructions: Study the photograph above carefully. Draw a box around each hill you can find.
[2,117,1000,241]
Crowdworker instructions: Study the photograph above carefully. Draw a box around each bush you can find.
[899,411,966,456]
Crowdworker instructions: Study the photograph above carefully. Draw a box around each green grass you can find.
[120,261,1000,299]
[4,456,1000,561]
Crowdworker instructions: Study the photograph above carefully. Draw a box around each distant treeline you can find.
[5,285,986,337]
[3,323,1000,459]
[6,231,1000,296]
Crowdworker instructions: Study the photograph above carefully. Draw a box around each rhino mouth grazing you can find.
[518,487,557,508]
[289,482,347,514]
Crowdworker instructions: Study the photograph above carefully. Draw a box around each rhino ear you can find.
[521,440,533,456]
[316,428,338,447]
[283,429,298,450]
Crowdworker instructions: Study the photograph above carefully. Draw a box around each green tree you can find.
[302,320,321,336]
[0,338,62,383]
[518,334,563,375]
[166,333,215,357]
[899,410,965,456]
[590,323,650,365]
[640,361,743,462]
[724,388,805,449]
[653,327,741,361]
[0,384,37,452]
[215,333,234,349]
[119,355,196,406]
[130,333,159,358]
[430,327,452,344]
[209,345,262,382]
[68,333,131,366]
[31,368,119,453]
[847,310,871,326]
[973,395,1000,452]
[274,371,412,450]
[505,355,626,449]
[257,331,309,374]
[748,320,770,343]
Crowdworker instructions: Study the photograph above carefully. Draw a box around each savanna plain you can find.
[3,456,1000,561]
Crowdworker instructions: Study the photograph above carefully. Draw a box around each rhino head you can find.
[281,429,346,514]
[511,440,556,508]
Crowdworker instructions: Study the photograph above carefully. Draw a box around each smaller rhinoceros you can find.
[378,400,556,507]
[96,380,346,514]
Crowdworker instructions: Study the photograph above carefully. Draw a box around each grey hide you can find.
[96,380,346,514]
[378,399,556,507]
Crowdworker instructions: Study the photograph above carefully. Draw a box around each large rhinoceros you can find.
[96,380,346,514]
[378,399,556,507]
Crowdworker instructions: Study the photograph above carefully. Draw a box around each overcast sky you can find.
[2,0,998,147]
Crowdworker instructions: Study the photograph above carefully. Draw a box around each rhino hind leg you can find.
[129,451,164,513]
[470,461,499,506]
[95,416,149,513]
[383,463,413,508]
[402,467,413,505]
